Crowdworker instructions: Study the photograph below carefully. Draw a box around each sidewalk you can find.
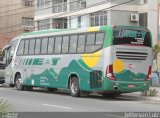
[124,87,160,102]
[144,87,160,102]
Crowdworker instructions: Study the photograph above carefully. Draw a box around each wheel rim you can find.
[16,77,22,89]
[71,80,78,94]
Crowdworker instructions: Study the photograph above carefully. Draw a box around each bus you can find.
[2,38,20,85]
[4,25,152,97]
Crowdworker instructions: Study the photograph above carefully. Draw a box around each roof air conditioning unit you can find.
[24,26,32,31]
[130,14,139,22]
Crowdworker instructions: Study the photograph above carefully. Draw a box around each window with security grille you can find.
[22,17,34,26]
[139,0,148,4]
[22,0,34,6]
[37,19,50,30]
[90,11,107,27]
[37,0,50,8]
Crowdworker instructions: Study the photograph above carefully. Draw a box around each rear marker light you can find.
[146,66,152,81]
[106,65,115,80]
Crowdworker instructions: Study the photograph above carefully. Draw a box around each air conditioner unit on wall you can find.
[130,14,139,22]
[24,26,32,31]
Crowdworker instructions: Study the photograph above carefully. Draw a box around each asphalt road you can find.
[0,85,160,118]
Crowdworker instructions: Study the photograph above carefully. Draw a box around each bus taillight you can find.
[106,65,115,80]
[146,66,152,81]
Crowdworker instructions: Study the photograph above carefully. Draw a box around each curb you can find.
[122,92,160,102]
[145,96,160,102]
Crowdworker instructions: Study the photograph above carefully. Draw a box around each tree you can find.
[153,44,160,62]
[0,98,12,117]
[152,44,160,72]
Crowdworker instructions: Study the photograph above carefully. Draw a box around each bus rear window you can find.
[113,28,151,47]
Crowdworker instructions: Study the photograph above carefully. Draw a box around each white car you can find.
[151,73,160,86]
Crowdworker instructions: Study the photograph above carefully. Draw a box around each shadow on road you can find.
[1,85,146,102]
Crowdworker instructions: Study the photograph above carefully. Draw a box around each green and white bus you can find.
[4,25,152,97]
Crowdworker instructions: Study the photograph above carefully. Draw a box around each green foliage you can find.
[141,89,159,96]
[0,98,12,113]
[153,44,160,60]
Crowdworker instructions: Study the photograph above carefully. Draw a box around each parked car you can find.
[150,73,160,87]
[0,62,5,84]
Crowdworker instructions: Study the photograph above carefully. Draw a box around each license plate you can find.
[128,84,135,88]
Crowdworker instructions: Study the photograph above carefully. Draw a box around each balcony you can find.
[70,1,86,11]
[53,2,67,13]
[52,1,86,13]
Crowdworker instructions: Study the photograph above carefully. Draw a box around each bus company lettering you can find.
[19,58,60,66]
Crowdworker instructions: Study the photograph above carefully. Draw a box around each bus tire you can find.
[69,77,80,97]
[15,74,24,90]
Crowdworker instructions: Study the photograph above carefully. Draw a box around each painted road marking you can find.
[105,113,124,118]
[42,104,72,110]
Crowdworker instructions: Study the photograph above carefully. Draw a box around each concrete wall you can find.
[70,15,90,29]
[0,0,34,35]
[109,10,138,26]
[86,0,105,6]
[111,0,139,5]
[147,0,159,45]
[35,0,52,16]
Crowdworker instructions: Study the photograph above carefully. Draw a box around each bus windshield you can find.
[113,28,151,47]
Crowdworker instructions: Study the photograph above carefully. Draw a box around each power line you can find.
[0,0,136,34]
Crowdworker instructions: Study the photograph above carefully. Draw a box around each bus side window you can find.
[48,37,54,54]
[86,33,96,53]
[41,37,48,54]
[96,33,104,45]
[17,40,25,55]
[69,35,78,54]
[77,34,85,53]
[54,37,62,54]
[35,38,41,55]
[24,40,29,55]
[29,39,35,55]
[85,33,104,53]
[62,36,69,54]
[87,33,95,45]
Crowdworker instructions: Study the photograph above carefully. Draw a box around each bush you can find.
[0,97,12,117]
[142,89,159,96]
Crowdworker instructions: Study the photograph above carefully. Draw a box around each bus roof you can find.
[19,25,149,38]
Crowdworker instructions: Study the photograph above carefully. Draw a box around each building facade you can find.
[35,0,159,45]
[0,0,35,48]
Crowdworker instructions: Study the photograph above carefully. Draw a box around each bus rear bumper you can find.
[103,79,150,93]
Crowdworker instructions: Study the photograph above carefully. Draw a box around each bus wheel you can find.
[70,77,80,97]
[15,75,24,90]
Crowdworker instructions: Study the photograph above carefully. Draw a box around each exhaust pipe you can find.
[114,86,119,91]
